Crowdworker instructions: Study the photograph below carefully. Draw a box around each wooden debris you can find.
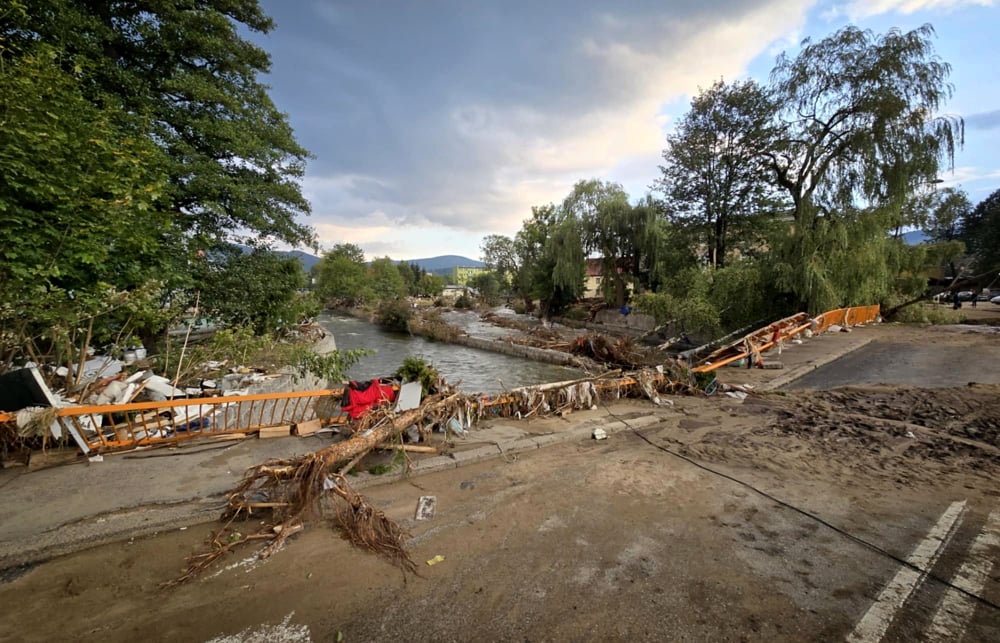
[258,425,292,439]
[293,418,323,436]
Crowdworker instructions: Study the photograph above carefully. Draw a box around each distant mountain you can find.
[408,255,485,274]
[233,244,321,273]
[232,246,481,275]
[902,230,930,245]
[283,250,321,273]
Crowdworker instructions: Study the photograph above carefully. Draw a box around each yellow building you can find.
[451,266,487,285]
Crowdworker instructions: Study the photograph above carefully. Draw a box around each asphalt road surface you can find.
[788,327,1000,389]
[2,410,997,642]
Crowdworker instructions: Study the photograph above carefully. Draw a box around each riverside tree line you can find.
[479,25,997,336]
[2,2,998,376]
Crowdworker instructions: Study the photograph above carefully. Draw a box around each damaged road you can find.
[2,322,1000,641]
[2,383,999,641]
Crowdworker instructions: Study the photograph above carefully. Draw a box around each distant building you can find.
[584,258,603,298]
[451,265,487,285]
[440,284,476,303]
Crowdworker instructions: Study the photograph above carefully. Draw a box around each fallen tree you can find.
[167,367,700,586]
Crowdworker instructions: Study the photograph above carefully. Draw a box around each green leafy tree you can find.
[563,180,632,306]
[313,244,368,306]
[512,204,563,313]
[0,40,178,369]
[0,1,318,369]
[469,272,503,306]
[396,261,417,295]
[924,187,971,243]
[657,79,780,268]
[531,217,586,317]
[5,0,315,249]
[368,257,407,301]
[415,272,446,298]
[196,247,310,334]
[765,25,963,311]
[962,188,1000,275]
[481,234,530,306]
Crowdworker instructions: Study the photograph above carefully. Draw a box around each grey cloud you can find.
[257,0,790,235]
[965,109,1000,131]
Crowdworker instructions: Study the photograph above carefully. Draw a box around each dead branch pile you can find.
[168,368,699,586]
[166,396,460,586]
[497,332,676,371]
[480,311,564,341]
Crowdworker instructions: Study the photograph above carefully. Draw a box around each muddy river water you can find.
[318,311,581,394]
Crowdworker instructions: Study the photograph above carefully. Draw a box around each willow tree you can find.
[532,216,586,317]
[564,180,632,306]
[765,25,963,312]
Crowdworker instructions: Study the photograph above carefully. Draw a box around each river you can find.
[318,312,582,394]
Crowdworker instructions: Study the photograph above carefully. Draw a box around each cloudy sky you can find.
[253,0,999,260]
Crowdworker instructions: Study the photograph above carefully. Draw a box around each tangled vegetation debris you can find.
[168,365,701,584]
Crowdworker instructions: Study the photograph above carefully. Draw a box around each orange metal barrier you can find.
[7,389,346,454]
[811,305,880,333]
[692,305,880,374]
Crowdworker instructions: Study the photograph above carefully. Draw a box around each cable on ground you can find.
[602,402,1000,614]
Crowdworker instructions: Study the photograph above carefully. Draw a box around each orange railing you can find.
[692,305,880,373]
[810,305,881,334]
[2,389,347,454]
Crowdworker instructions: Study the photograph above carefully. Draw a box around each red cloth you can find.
[342,381,396,419]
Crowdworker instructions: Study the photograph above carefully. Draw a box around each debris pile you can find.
[169,365,701,584]
[0,355,300,462]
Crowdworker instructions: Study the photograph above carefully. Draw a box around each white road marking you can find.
[925,509,1000,642]
[847,500,967,643]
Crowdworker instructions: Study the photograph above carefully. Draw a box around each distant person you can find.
[953,291,961,310]
[972,293,977,308]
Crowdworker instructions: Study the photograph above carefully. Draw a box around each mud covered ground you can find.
[2,324,999,641]
[676,384,1000,489]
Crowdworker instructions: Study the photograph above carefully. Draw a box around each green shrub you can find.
[394,356,440,396]
[562,306,589,321]
[377,300,413,332]
[892,302,964,325]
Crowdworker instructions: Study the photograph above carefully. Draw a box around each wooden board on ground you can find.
[29,448,81,470]
[293,418,323,436]
[258,425,292,439]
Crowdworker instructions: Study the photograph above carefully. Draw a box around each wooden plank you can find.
[258,425,292,439]
[293,418,322,436]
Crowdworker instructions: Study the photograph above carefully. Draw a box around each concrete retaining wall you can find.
[593,310,656,331]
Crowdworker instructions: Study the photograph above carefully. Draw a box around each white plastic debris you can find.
[415,496,437,521]
[592,428,608,440]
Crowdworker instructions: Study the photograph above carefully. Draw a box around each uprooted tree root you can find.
[166,369,701,586]
[164,399,456,587]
